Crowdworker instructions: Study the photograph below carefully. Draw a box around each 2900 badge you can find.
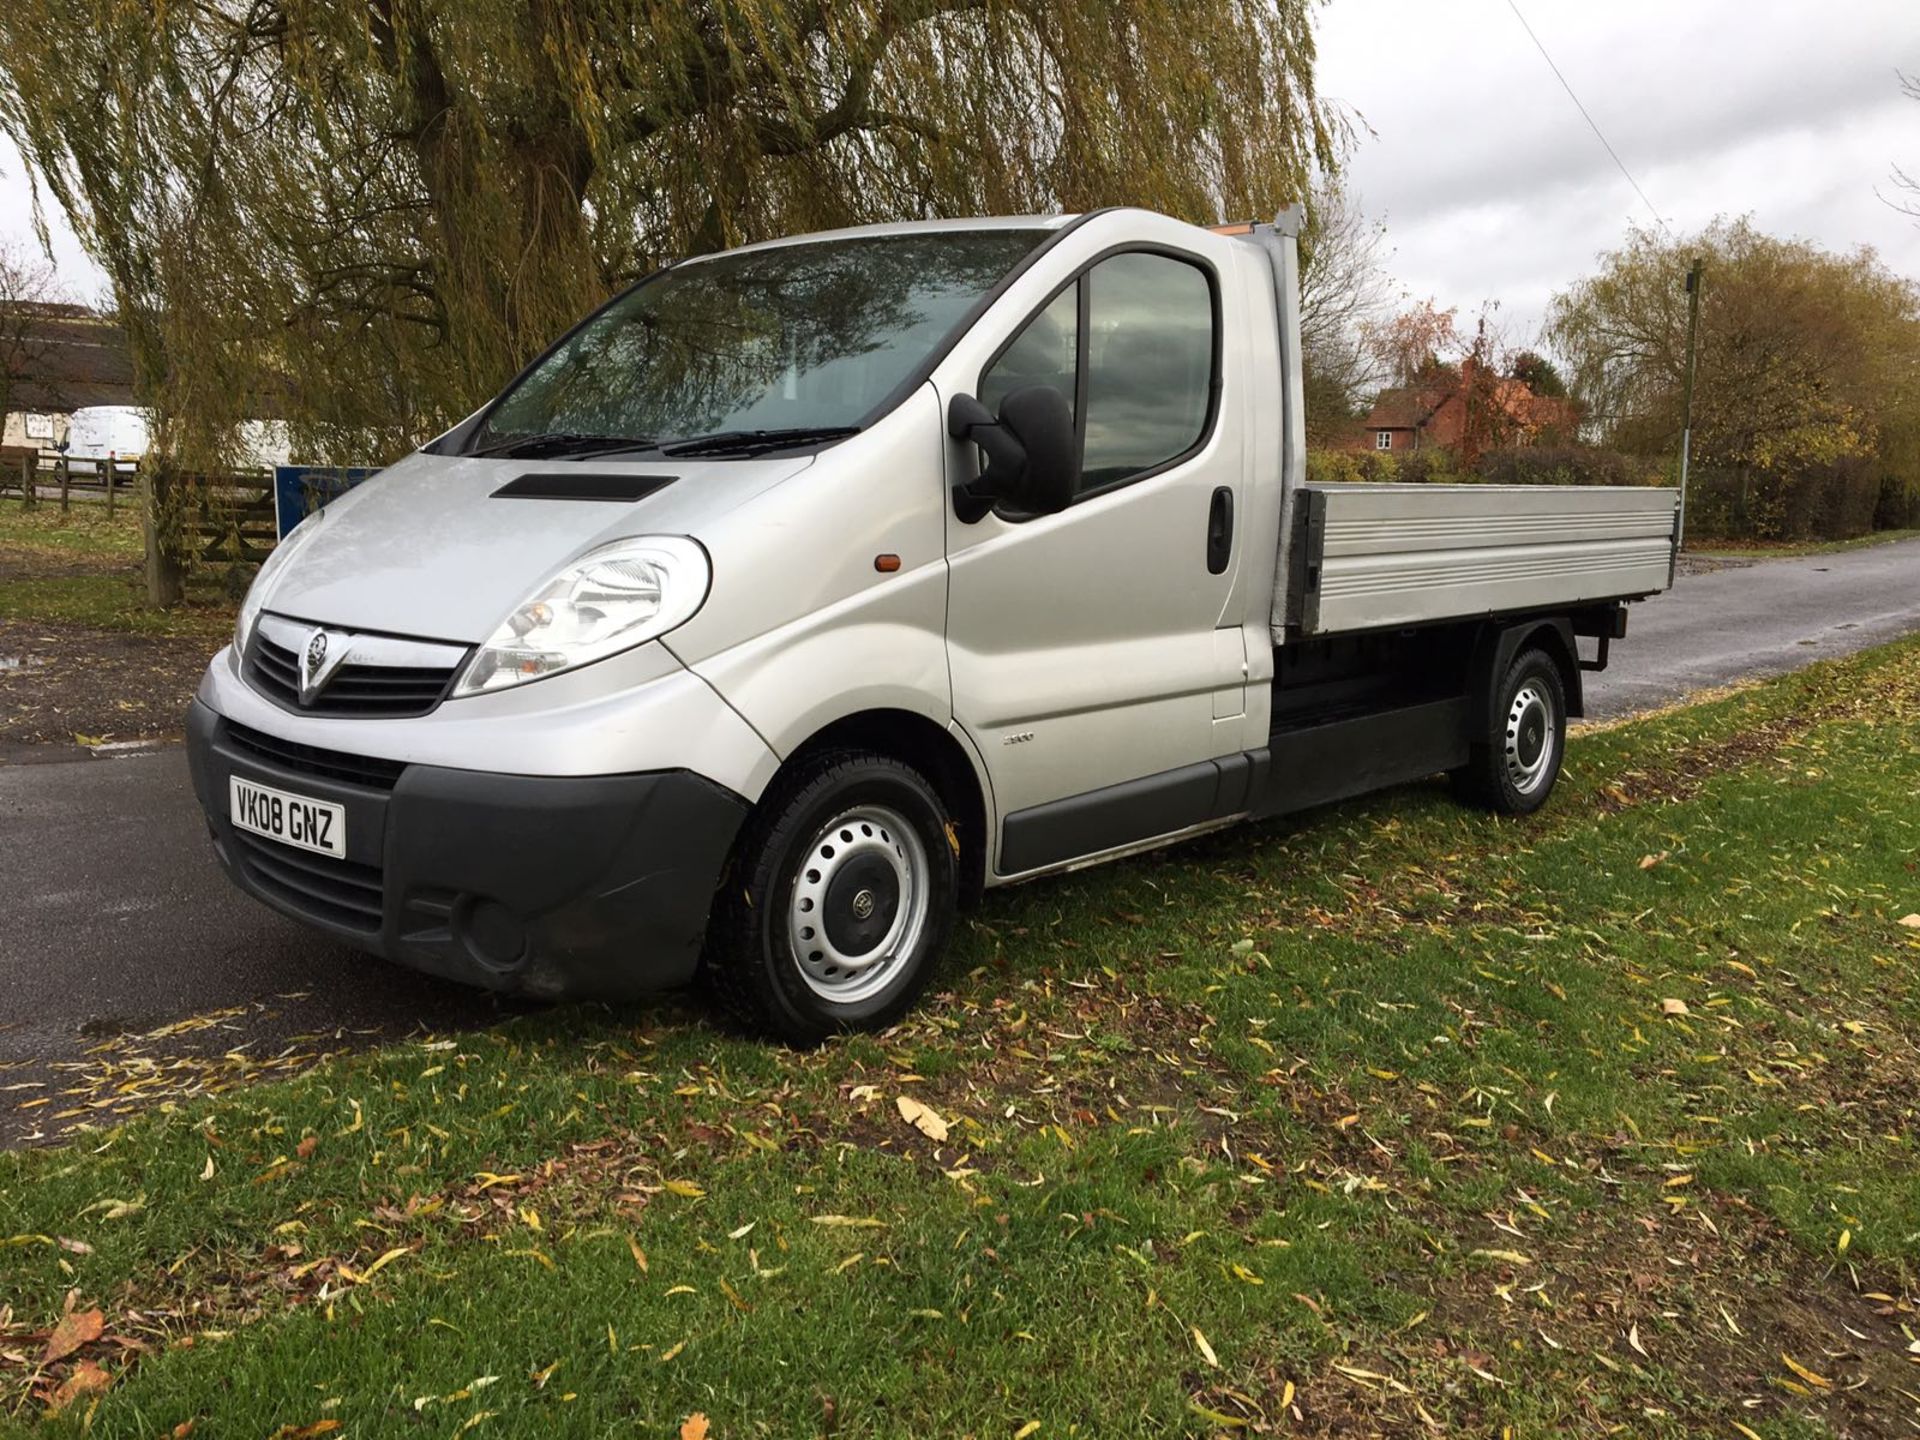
[229,775,347,859]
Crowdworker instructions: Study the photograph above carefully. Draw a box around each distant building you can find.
[1,303,137,455]
[1351,358,1577,455]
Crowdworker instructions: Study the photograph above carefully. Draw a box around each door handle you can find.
[1206,486,1234,575]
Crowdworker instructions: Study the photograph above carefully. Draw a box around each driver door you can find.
[943,241,1251,876]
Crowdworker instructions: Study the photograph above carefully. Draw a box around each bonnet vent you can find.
[491,472,678,503]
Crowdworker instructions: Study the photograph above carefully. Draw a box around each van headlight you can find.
[236,507,326,654]
[454,535,710,695]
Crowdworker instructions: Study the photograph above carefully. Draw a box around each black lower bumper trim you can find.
[186,700,749,1000]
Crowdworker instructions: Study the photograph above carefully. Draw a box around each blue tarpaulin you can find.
[273,466,378,538]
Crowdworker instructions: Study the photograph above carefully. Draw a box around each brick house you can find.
[1354,358,1576,455]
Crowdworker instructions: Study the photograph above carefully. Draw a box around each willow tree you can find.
[0,0,1338,469]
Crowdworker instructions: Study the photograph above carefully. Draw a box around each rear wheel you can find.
[704,750,957,1044]
[1454,648,1566,815]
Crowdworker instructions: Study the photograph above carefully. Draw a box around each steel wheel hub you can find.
[1504,681,1556,795]
[788,804,929,1002]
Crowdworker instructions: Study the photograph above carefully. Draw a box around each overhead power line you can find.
[1503,0,1674,236]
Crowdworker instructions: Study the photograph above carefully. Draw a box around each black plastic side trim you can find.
[1254,696,1471,819]
[491,472,678,503]
[999,754,1248,875]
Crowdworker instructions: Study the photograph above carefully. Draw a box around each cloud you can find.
[1315,0,1920,344]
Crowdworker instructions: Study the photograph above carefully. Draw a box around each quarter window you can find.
[980,287,1078,422]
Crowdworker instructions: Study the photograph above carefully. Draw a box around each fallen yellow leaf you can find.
[896,1095,950,1142]
[679,1413,709,1440]
[1781,1352,1831,1389]
[359,1246,410,1281]
[1192,1326,1219,1368]
[1470,1249,1533,1266]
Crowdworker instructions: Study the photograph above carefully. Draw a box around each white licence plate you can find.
[229,775,347,859]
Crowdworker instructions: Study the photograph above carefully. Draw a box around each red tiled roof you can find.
[1364,386,1445,430]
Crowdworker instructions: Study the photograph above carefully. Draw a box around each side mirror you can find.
[948,386,1077,522]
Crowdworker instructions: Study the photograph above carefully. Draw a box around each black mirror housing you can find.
[947,385,1076,522]
[995,386,1076,516]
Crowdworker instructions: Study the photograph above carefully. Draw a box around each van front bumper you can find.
[186,700,749,999]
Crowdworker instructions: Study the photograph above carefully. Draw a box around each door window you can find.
[977,250,1217,503]
[1081,253,1215,491]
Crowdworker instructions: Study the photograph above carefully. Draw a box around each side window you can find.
[1080,253,1214,492]
[980,286,1078,420]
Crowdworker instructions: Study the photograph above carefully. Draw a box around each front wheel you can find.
[1454,648,1567,815]
[704,750,957,1044]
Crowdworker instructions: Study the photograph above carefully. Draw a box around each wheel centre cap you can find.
[823,857,900,958]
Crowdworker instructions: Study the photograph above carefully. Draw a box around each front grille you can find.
[232,829,384,934]
[225,722,406,792]
[246,631,461,718]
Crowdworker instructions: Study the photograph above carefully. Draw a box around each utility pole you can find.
[1676,258,1704,548]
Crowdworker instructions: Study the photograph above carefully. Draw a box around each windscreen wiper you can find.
[659,426,861,458]
[468,431,660,460]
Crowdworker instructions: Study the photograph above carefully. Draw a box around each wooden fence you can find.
[3,452,136,514]
[3,452,280,564]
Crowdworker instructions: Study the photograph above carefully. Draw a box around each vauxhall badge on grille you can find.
[297,627,352,705]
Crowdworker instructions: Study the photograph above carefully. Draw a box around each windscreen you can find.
[476,228,1050,453]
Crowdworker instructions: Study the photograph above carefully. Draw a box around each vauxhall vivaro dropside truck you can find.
[188,206,1678,1041]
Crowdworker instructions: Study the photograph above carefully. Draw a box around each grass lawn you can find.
[0,502,146,565]
[3,642,1919,1436]
[0,501,235,641]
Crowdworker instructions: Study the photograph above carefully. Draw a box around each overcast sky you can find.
[1314,0,1920,342]
[3,0,1916,348]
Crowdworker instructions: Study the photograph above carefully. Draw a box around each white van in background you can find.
[62,405,149,469]
[59,408,290,470]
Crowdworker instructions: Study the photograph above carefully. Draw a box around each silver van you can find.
[187,208,1677,1041]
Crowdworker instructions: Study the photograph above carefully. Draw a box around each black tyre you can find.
[1454,648,1567,815]
[704,750,957,1044]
